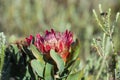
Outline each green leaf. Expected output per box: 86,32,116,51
44,63,54,80
64,60,75,73
31,59,45,77
67,58,80,75
71,58,80,71
11,44,19,55
30,45,44,64
9,45,21,63
50,50,65,74
66,70,83,80
67,39,80,63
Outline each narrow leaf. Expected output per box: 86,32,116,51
69,39,80,61
31,59,45,77
30,45,44,64
66,70,83,80
68,58,80,74
44,63,54,80
50,50,65,74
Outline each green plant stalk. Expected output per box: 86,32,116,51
102,33,106,56
107,72,109,80
0,46,5,71
107,14,116,80
111,12,120,35
99,4,102,13
0,32,6,79
93,38,103,57
109,34,115,54
95,55,107,80
110,12,120,54
93,9,108,35
0,45,5,78
107,8,111,30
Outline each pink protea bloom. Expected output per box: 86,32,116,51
26,29,73,62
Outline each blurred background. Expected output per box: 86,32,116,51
0,0,120,60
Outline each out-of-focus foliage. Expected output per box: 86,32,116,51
0,0,120,57
1,0,120,80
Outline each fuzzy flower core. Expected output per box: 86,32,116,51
26,29,73,61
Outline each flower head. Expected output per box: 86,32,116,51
26,29,73,62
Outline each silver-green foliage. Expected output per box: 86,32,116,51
91,4,120,80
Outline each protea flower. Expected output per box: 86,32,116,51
26,29,73,62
